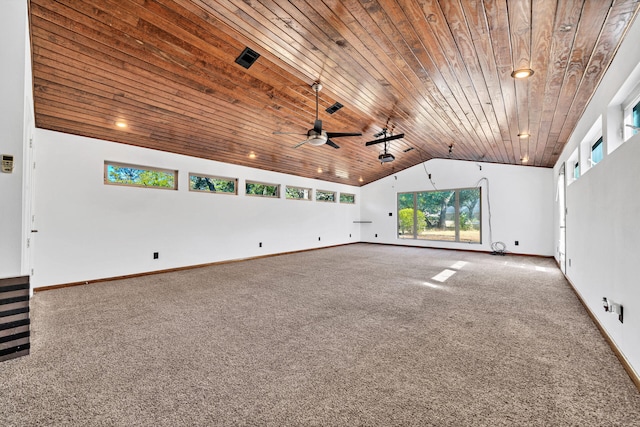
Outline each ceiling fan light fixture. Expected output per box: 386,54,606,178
307,133,328,146
511,68,534,79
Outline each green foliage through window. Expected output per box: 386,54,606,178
105,162,177,189
189,174,236,194
339,193,355,204
285,186,312,200
316,190,336,202
246,181,279,198
398,188,481,243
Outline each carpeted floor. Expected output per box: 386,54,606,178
1,243,639,426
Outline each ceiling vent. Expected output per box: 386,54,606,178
325,102,343,114
235,47,260,69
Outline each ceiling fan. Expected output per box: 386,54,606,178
365,125,405,163
273,82,362,149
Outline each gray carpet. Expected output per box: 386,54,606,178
1,243,639,426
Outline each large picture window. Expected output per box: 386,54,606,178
398,188,481,243
105,161,177,190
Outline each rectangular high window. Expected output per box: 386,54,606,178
104,161,177,190
398,188,481,243
285,186,312,200
316,190,336,202
339,193,355,204
573,161,580,180
189,173,237,194
623,94,640,141
591,137,603,165
246,181,280,198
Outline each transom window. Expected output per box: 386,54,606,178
285,186,312,200
339,193,355,204
624,93,640,141
398,188,481,243
189,173,237,194
591,137,603,166
104,161,177,190
246,180,280,198
316,190,336,202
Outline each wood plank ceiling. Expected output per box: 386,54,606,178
29,0,640,186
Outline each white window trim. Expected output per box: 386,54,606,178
623,88,640,141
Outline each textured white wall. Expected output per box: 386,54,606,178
553,14,640,378
0,0,29,279
32,129,361,288
360,158,554,256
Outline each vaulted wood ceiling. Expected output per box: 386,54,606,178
29,0,640,186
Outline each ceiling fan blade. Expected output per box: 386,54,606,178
314,119,323,134
364,133,405,146
325,139,340,149
273,131,307,135
293,139,309,148
326,132,362,138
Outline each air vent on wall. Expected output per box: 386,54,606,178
235,47,260,69
325,102,344,114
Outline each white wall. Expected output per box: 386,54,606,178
360,158,554,256
0,0,29,279
553,14,640,378
31,130,360,288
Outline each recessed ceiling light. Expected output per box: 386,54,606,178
115,121,127,128
511,68,534,79
248,151,256,159
359,177,364,182
521,156,529,163
317,167,323,173
518,132,530,138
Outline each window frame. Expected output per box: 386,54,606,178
623,90,640,141
104,161,178,190
397,187,481,244
590,137,603,166
245,180,280,198
316,189,337,203
188,173,238,195
339,193,356,204
285,185,312,201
